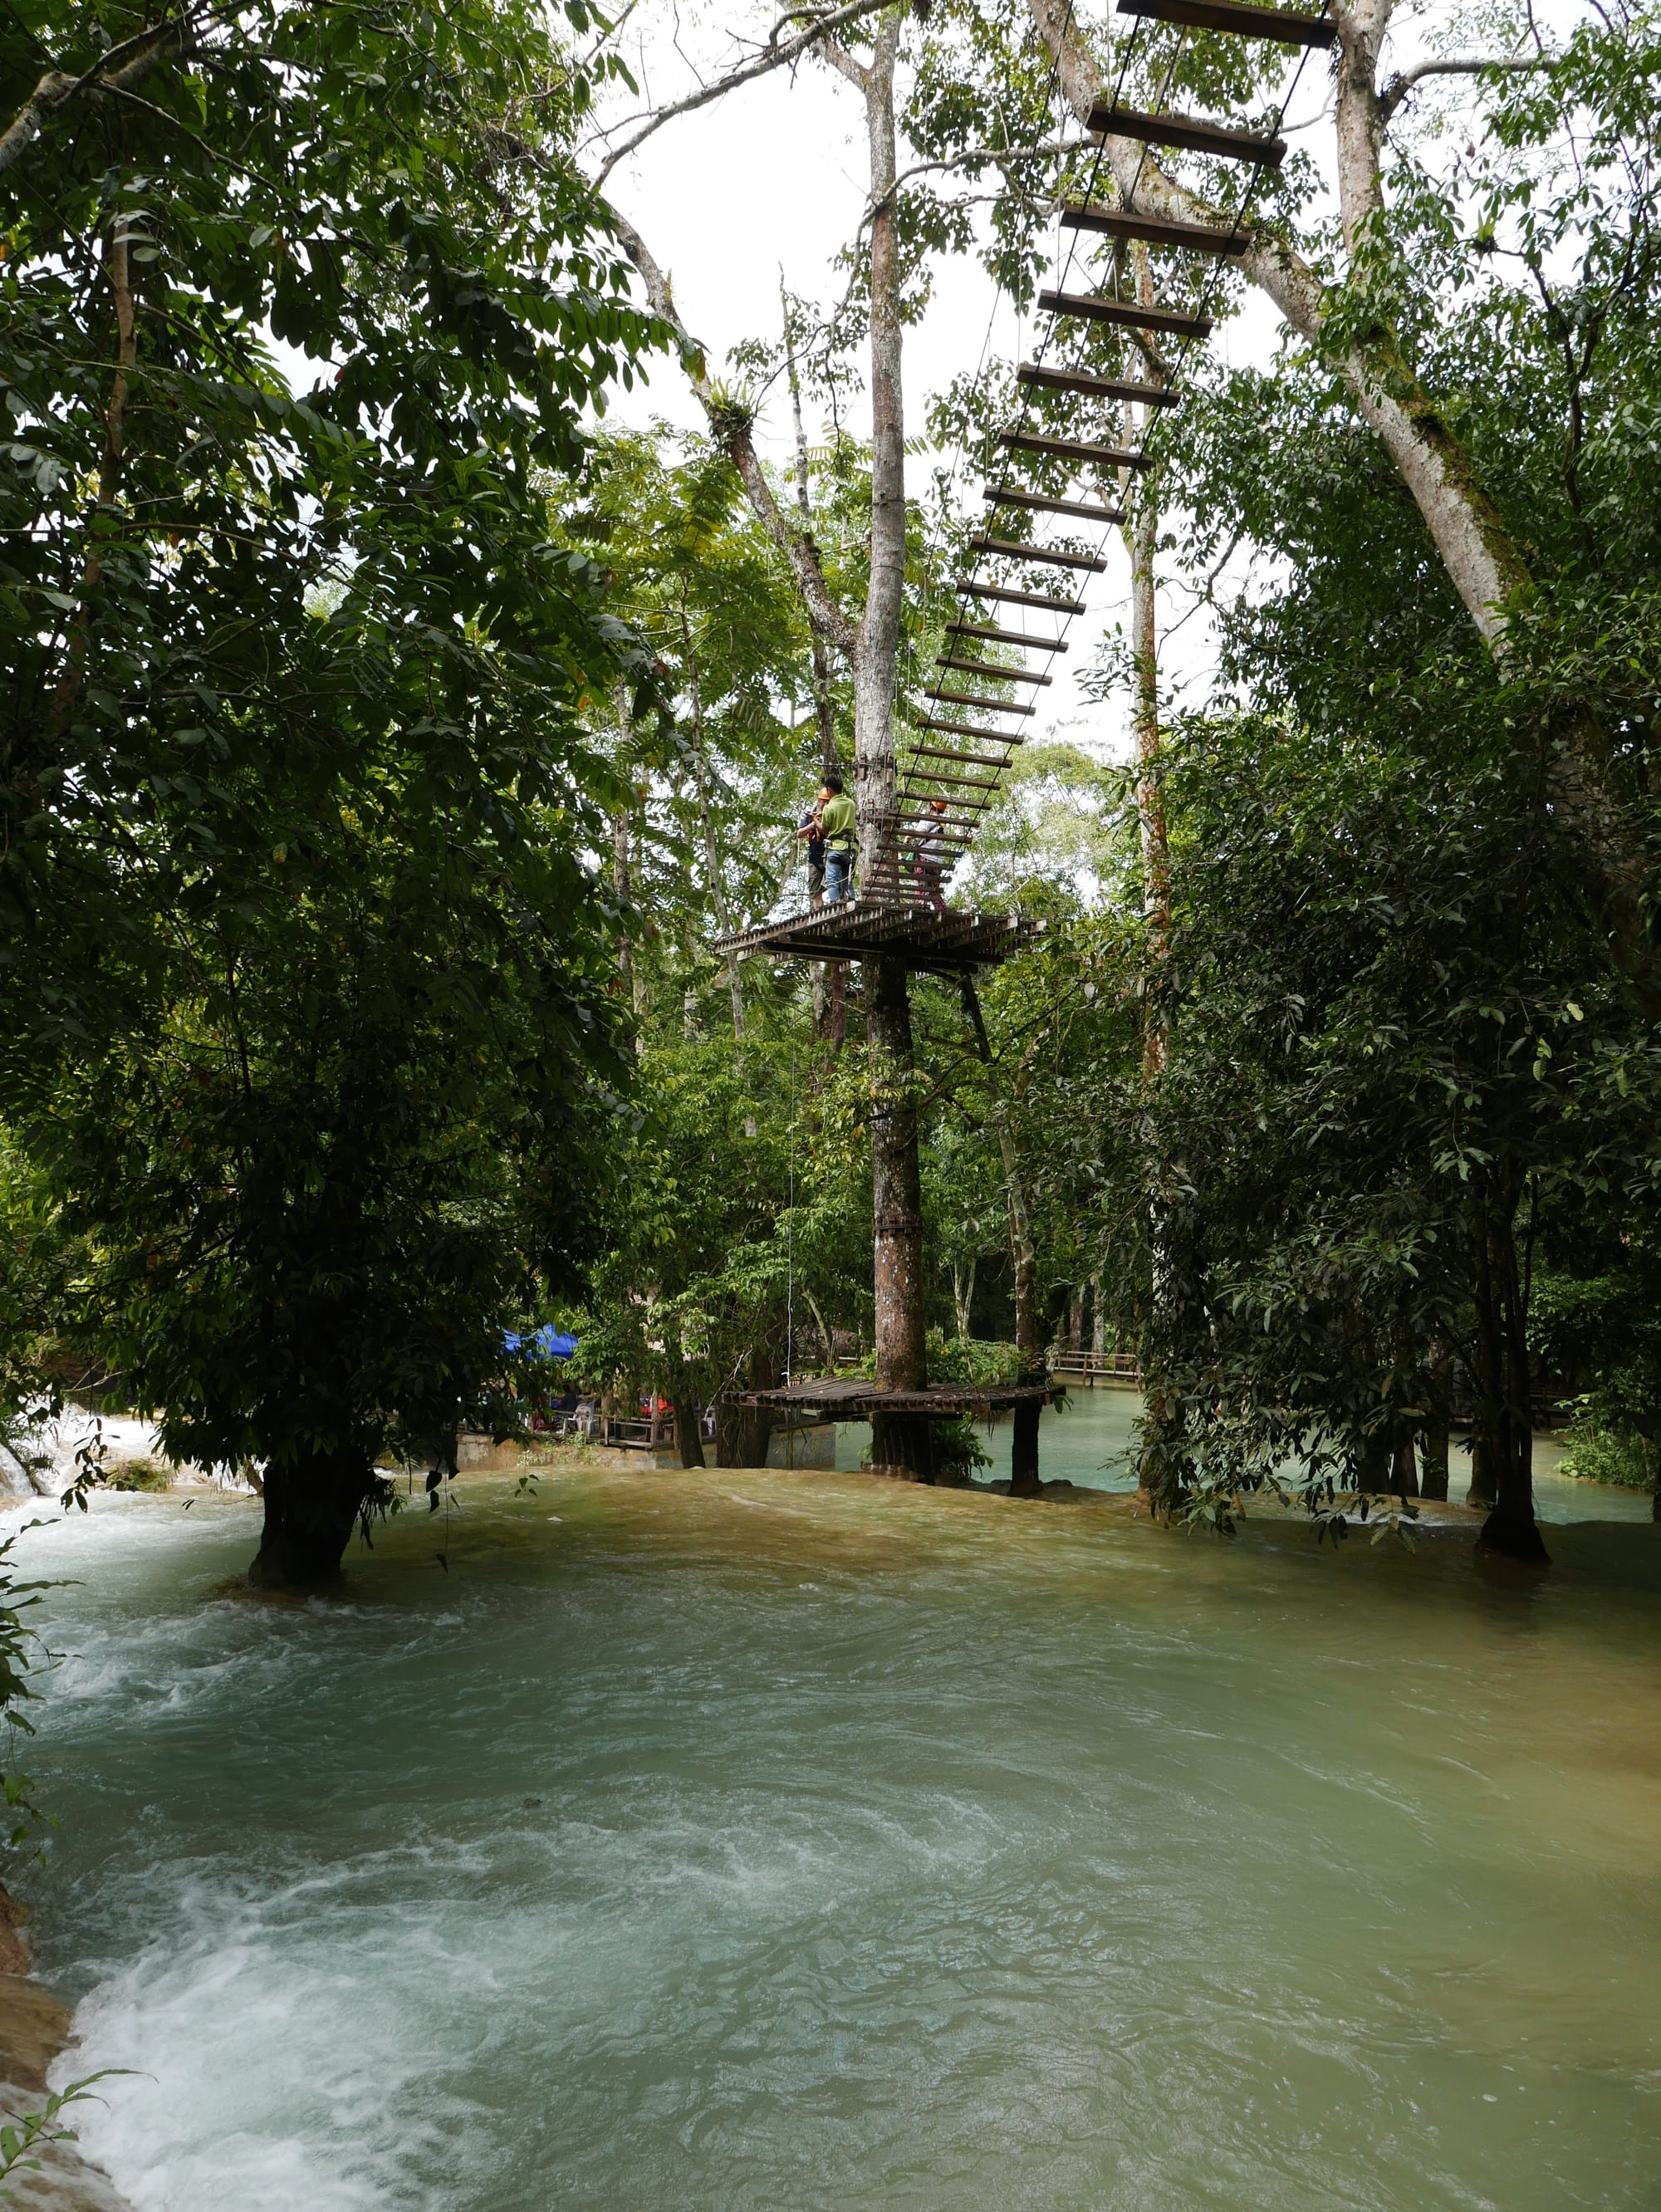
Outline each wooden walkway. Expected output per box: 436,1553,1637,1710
732,1376,1057,1417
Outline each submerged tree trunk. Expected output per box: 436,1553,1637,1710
868,952,931,1478
249,1448,378,1587
1469,1173,1549,1562
1419,1335,1453,1500
676,1401,706,1469
959,975,1043,1495
1391,1430,1420,1497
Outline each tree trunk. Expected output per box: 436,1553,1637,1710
958,975,1044,1494
249,1448,378,1587
1419,1335,1452,1500
868,951,931,1477
952,1256,976,1341
784,277,840,778
827,960,847,1047
1469,1174,1549,1562
676,1402,706,1469
840,18,905,903
683,607,746,1045
1391,1430,1420,1498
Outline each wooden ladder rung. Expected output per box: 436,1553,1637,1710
1018,362,1179,406
928,688,1036,714
1059,204,1248,255
969,536,1109,572
901,767,1002,791
944,619,1069,651
919,715,1031,741
1118,0,1335,49
987,484,1124,525
1001,427,1150,469
1088,102,1286,165
1036,290,1213,340
936,655,1052,686
904,742,1015,768
954,580,1085,613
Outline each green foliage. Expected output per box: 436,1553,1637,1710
0,1531,53,1856
106,1458,168,1493
0,2073,128,2188
0,0,668,1527
1559,1412,1654,1491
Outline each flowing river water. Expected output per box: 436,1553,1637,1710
9,1395,1660,2212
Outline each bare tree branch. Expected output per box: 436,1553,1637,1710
589,0,891,186
0,10,197,176
1379,52,1547,123
605,199,861,664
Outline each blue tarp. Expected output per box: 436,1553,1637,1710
504,1326,579,1362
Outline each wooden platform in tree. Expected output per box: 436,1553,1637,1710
714,900,1043,975
732,1376,1058,1416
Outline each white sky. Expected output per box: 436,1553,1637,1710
586,2,1364,761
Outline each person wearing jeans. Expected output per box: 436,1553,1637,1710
819,768,856,904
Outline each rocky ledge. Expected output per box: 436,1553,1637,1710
0,1889,134,2212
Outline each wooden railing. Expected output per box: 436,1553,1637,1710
1049,1350,1141,1385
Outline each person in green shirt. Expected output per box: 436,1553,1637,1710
818,770,856,903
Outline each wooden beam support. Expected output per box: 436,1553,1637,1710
1088,102,1287,166
944,619,1069,651
1018,361,1179,406
937,655,1052,685
1001,427,1149,472
968,536,1108,571
954,580,1085,613
1036,289,1213,339
1058,204,1248,255
928,688,1036,714
1118,0,1335,49
987,484,1125,525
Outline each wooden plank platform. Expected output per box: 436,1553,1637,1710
1118,0,1335,49
714,900,1044,975
732,1376,1058,1416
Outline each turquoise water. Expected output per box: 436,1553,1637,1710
10,1469,1661,2212
830,1387,1652,1521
